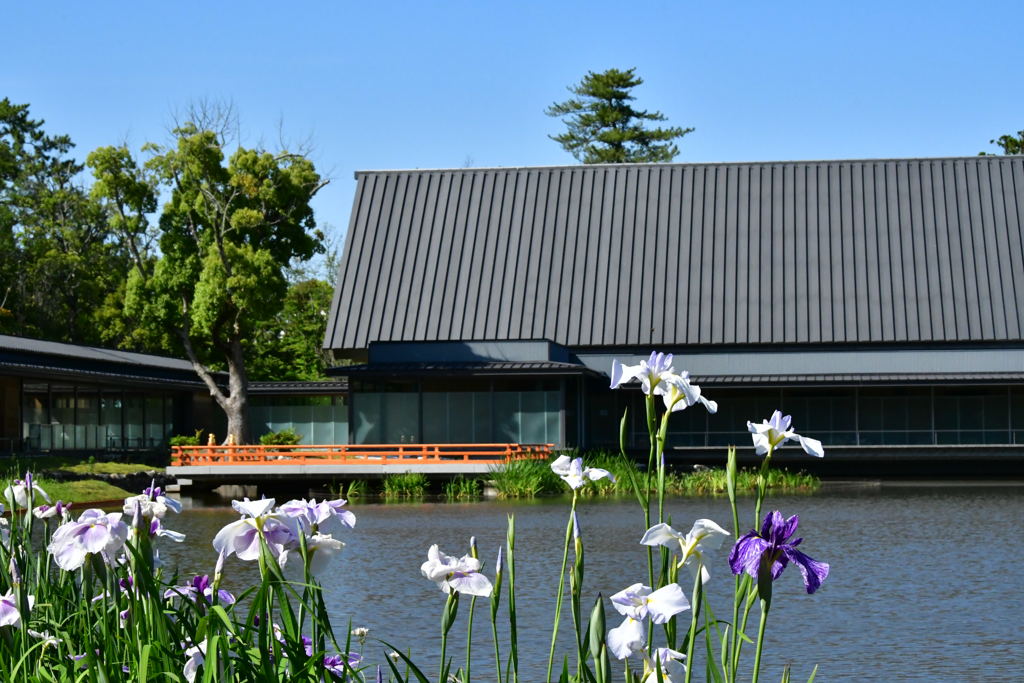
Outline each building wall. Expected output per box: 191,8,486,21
601,385,1024,451
250,395,348,444
349,377,562,445
11,377,184,452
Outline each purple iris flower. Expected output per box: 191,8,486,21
323,652,363,678
728,511,829,595
164,574,236,605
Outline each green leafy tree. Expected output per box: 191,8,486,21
93,120,327,443
246,278,334,381
0,99,130,343
546,68,693,163
980,130,1024,155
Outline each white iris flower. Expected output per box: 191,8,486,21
640,519,731,583
747,410,824,458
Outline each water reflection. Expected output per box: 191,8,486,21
160,486,1024,681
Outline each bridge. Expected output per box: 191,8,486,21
167,442,555,487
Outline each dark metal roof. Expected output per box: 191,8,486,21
693,371,1024,387
330,361,597,377
0,334,213,388
1,334,196,372
0,360,206,390
326,157,1024,352
249,380,349,394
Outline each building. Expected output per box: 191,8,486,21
0,334,348,455
324,157,1024,470
0,334,217,455
2,156,1022,471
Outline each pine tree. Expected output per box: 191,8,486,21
980,130,1023,155
546,68,693,164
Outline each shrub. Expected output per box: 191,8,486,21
168,430,202,447
258,427,302,446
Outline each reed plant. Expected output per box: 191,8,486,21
345,479,368,499
382,472,429,499
666,467,819,496
487,457,561,498
442,475,481,500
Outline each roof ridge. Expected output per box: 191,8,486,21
354,156,1017,177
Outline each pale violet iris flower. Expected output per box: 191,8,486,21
550,455,614,490
47,509,130,571
609,351,677,394
0,589,33,627
748,410,824,458
4,472,50,508
183,639,207,683
420,544,493,597
641,519,731,583
212,498,297,565
641,648,687,683
123,487,182,520
278,498,356,533
607,582,690,659
33,501,71,520
150,518,186,543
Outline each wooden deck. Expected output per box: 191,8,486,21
167,442,554,481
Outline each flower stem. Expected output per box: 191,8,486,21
656,410,671,525
751,598,771,683
644,394,657,590
547,493,577,682
466,594,476,683
684,563,702,683
440,591,459,682
753,446,774,529
506,516,519,683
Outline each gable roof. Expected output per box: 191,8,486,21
325,157,1024,352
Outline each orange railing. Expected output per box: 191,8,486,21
170,443,555,467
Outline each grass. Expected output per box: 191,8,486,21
488,451,819,498
1,455,164,475
2,476,134,505
382,471,429,498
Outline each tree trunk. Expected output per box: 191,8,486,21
177,330,252,444
223,336,252,444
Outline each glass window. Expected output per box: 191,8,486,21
50,384,75,449
145,396,164,445
101,392,123,447
124,394,145,447
934,388,1011,445
859,388,933,446
22,382,48,449
707,389,780,447
76,386,99,449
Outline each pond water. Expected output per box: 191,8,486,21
162,484,1024,682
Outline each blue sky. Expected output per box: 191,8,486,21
5,1,1022,242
